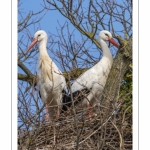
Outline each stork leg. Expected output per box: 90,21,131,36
45,104,49,122
87,103,92,121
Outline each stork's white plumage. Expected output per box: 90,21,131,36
70,30,119,119
27,30,67,121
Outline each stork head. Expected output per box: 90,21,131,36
99,30,119,48
27,30,48,52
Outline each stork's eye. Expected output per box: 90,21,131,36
105,33,109,37
38,34,41,37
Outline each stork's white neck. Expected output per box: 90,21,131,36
38,39,54,82
39,39,48,56
99,39,113,62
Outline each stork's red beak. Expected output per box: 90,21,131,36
108,38,119,48
26,39,38,52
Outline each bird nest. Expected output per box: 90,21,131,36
18,105,132,150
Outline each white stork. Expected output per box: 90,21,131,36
69,30,119,119
26,30,67,121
